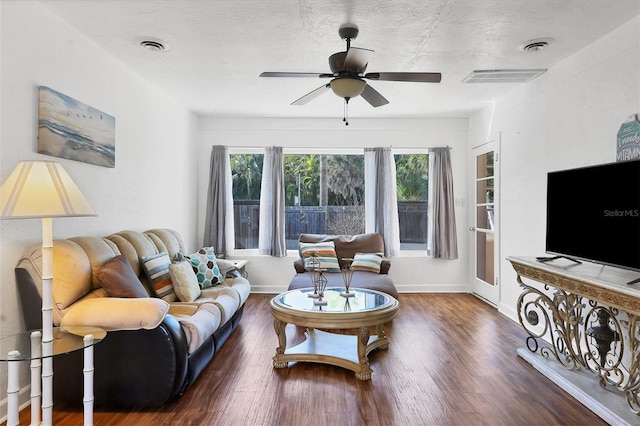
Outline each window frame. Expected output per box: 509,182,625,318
228,147,430,256
393,148,429,257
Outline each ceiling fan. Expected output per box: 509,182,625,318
260,24,442,124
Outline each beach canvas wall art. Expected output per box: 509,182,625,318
38,86,116,167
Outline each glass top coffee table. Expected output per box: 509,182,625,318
270,287,399,380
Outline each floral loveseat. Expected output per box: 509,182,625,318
288,233,398,298
15,228,250,407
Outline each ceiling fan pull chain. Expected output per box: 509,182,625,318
343,99,346,125
343,98,349,126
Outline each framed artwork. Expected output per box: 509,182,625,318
38,86,116,167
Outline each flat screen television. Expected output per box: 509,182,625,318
542,159,640,277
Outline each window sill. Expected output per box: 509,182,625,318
230,249,427,258
229,249,300,258
395,250,429,258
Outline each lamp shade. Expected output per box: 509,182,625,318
1,161,95,219
330,78,366,99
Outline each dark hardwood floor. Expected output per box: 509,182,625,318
15,293,606,425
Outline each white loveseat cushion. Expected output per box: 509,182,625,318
168,303,221,354
219,276,251,306
199,285,241,325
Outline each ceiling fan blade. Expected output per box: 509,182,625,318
360,83,389,107
365,72,442,83
291,84,331,105
260,72,333,78
344,47,374,72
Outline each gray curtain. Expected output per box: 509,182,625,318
364,147,400,257
258,146,287,257
427,147,458,259
204,145,234,256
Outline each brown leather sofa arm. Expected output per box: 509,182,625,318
380,259,391,274
294,258,306,273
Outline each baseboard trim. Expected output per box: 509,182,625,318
0,385,32,424
498,302,518,323
395,284,469,293
250,285,288,294
517,348,634,426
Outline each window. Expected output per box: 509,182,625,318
230,150,428,252
230,154,263,249
284,154,364,249
395,153,429,250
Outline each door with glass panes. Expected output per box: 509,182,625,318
471,137,499,306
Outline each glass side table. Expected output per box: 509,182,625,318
0,326,106,426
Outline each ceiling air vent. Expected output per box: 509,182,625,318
137,37,169,52
520,38,553,52
462,69,547,84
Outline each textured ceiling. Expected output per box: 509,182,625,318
40,0,640,118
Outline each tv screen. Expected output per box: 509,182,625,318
545,159,640,272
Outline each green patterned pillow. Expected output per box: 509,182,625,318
299,241,340,272
140,252,174,299
183,247,225,288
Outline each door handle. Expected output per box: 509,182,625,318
469,227,476,231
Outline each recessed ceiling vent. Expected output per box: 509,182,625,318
520,38,553,52
137,37,169,52
462,69,547,84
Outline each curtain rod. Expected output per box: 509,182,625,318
223,145,452,150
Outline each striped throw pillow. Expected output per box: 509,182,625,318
141,252,174,299
299,241,340,272
351,252,383,273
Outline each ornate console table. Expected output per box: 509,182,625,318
507,256,640,425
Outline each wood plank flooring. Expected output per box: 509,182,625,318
15,293,607,425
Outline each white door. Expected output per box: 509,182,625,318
471,136,499,306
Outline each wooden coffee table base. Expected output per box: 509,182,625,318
271,288,399,380
272,320,389,380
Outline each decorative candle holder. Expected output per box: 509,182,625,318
313,269,328,305
306,252,321,299
340,257,355,297
343,297,352,312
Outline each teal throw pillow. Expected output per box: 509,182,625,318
183,247,225,288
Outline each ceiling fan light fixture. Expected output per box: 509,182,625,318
330,78,366,99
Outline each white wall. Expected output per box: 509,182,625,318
2,0,636,420
469,16,640,320
198,116,471,294
0,1,199,418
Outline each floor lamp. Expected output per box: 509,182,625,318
1,160,95,425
